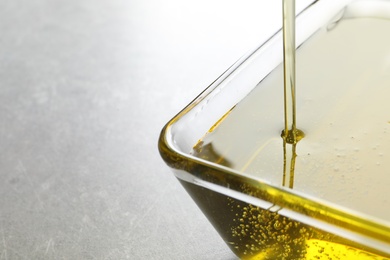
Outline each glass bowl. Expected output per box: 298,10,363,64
159,0,390,259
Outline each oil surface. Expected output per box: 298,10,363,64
193,3,390,223
189,1,390,259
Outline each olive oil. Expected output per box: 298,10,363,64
180,179,390,259
282,0,299,142
282,0,304,189
188,1,390,259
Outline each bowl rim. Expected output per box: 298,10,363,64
158,0,390,254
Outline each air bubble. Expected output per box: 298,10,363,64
274,220,282,230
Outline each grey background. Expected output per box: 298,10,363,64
0,0,288,259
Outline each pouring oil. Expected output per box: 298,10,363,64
188,1,390,259
281,0,304,189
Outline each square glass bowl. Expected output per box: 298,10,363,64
159,0,390,259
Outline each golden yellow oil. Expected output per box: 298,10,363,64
281,0,304,144
281,0,304,189
187,1,390,259
189,143,390,259
180,177,390,259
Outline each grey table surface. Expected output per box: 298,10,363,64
0,0,311,259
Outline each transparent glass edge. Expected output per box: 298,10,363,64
159,122,390,247
157,0,390,249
